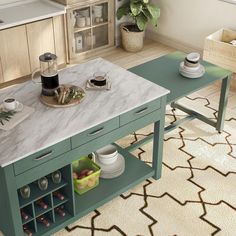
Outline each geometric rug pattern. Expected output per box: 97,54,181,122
55,94,236,236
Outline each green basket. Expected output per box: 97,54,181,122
72,156,101,195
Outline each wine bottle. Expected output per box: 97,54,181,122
37,216,50,227
35,199,48,209
21,209,29,220
55,207,66,217
53,191,65,201
23,225,32,236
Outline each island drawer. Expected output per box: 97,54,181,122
120,98,161,126
13,139,71,176
71,117,119,149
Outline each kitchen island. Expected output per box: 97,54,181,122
0,58,169,236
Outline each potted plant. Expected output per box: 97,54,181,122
117,0,160,52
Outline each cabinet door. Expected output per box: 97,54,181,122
52,15,67,65
0,25,31,82
26,18,55,72
0,57,3,83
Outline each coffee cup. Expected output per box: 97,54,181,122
90,72,107,86
3,98,23,111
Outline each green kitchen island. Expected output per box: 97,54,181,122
0,58,169,236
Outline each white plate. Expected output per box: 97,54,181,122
179,64,205,79
100,165,125,179
180,62,200,72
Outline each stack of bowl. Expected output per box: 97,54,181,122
179,52,205,78
94,144,125,179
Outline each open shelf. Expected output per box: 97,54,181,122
18,179,67,208
74,147,154,218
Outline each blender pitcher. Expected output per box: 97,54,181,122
32,52,59,96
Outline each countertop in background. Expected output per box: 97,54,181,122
0,0,65,30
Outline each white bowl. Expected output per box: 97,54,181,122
95,144,118,165
186,52,200,63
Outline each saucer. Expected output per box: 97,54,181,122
85,79,111,90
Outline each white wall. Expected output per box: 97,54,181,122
148,0,236,50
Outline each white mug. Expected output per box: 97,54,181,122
3,98,23,111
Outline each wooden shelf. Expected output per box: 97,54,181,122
74,147,154,218
74,26,91,33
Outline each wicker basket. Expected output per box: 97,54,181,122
120,23,144,52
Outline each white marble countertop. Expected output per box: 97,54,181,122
0,0,65,30
0,58,169,167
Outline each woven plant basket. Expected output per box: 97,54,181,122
120,23,144,52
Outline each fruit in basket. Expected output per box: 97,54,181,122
72,172,78,179
76,168,94,180
87,178,96,187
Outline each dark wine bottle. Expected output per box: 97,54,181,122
55,206,66,217
53,191,65,201
35,199,48,209
37,216,50,227
21,209,29,220
23,224,32,236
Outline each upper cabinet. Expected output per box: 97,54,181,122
0,15,66,83
66,0,114,61
0,25,31,82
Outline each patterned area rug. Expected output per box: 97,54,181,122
54,93,236,236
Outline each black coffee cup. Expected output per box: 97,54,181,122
90,72,107,86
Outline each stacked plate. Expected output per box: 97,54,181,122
93,145,125,179
179,52,205,79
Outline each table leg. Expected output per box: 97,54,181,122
216,75,231,133
152,99,166,180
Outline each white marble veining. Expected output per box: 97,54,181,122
0,58,169,167
0,0,65,30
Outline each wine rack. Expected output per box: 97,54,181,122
17,165,74,236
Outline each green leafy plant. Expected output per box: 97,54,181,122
117,0,160,31
0,110,16,125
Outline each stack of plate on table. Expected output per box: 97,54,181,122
93,144,125,179
179,52,205,79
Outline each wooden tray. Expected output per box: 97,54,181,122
40,85,85,108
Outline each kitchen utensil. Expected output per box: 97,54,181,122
95,144,118,165
3,98,23,111
31,52,59,96
76,15,86,28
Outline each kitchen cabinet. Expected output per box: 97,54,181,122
52,15,67,66
66,0,114,61
0,58,3,83
0,15,66,83
27,19,55,72
0,25,31,82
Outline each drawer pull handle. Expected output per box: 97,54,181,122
88,127,104,136
135,107,148,115
35,151,53,161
